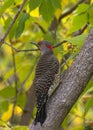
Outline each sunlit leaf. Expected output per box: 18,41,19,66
1,104,22,121
67,34,87,47
69,13,88,33
77,4,89,13
30,7,39,17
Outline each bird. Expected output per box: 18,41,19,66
32,40,60,126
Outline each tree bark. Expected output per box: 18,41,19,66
29,29,93,130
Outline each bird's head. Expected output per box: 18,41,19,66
38,40,53,53
31,40,53,55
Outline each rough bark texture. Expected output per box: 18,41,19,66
29,29,93,130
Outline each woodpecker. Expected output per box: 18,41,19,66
32,40,60,125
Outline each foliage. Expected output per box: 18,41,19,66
0,0,93,129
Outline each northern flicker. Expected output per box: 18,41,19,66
32,40,60,125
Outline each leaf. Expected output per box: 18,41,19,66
17,93,26,108
69,13,88,33
15,13,30,39
0,87,16,99
85,97,93,115
50,0,61,9
4,69,14,81
0,100,9,114
39,0,55,21
84,81,93,94
29,0,42,11
0,0,14,14
12,126,29,130
87,3,93,25
9,22,18,39
67,34,87,47
77,3,89,13
4,16,12,31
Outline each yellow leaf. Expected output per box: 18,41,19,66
55,9,62,20
63,42,70,51
2,104,22,121
62,0,69,7
30,7,39,17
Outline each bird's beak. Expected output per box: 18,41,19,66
30,41,39,48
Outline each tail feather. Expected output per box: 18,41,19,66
34,103,46,125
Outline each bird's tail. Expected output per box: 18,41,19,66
34,102,46,126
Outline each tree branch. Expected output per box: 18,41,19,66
4,42,39,52
73,23,89,36
35,22,46,34
0,0,27,48
4,40,67,52
29,29,93,130
58,0,85,23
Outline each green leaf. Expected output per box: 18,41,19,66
17,93,26,108
9,22,18,39
50,0,61,9
67,34,87,47
0,100,9,114
4,69,14,81
0,87,16,99
85,97,93,115
0,0,14,14
39,0,55,21
15,13,30,39
4,16,12,31
88,3,93,25
84,81,93,94
29,0,42,11
69,13,88,33
77,4,89,13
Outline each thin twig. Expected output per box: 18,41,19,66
53,40,67,48
10,40,18,124
4,40,67,53
73,23,89,36
35,22,46,34
5,42,39,52
58,0,85,23
0,0,27,47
